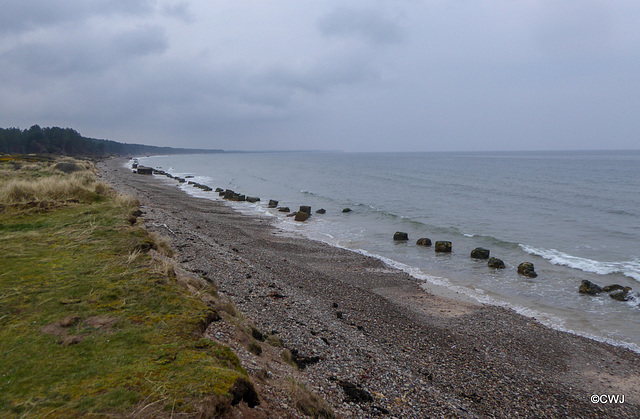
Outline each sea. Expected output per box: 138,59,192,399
136,150,640,352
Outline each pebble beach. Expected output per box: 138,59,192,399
99,158,640,418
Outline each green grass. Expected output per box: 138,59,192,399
0,157,246,417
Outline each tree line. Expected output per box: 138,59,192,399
0,125,222,157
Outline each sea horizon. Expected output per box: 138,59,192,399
179,148,640,155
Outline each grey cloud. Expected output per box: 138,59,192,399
259,52,375,96
0,1,78,33
113,25,168,57
94,0,155,15
317,7,403,45
2,1,639,152
2,25,167,78
0,0,156,34
161,1,194,23
41,65,292,148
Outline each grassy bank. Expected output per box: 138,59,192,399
0,156,250,417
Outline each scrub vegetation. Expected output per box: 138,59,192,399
0,155,247,417
0,125,222,157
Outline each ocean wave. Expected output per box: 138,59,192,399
607,208,638,217
298,189,344,205
520,245,640,282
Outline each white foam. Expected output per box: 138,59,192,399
520,245,640,282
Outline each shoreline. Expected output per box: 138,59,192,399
223,197,484,308
99,157,640,417
143,156,640,355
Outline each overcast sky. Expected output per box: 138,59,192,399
1,0,639,152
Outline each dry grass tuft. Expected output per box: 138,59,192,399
217,298,239,318
93,181,112,196
127,249,143,264
49,157,95,174
115,193,139,209
196,395,233,418
154,258,177,280
148,232,174,257
289,380,335,418
0,158,108,210
1,175,90,204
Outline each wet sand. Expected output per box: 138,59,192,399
99,158,640,418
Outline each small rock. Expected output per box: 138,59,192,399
579,280,603,295
294,211,310,222
435,241,452,253
609,288,633,302
299,206,312,214
342,208,352,213
393,232,409,241
268,199,279,208
278,207,290,212
416,238,432,246
316,208,326,214
517,262,537,278
470,247,490,259
488,257,505,269
603,284,628,293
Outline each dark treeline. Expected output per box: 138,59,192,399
0,125,223,157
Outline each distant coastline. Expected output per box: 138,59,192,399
0,125,223,157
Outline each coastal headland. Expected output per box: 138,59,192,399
100,158,640,418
